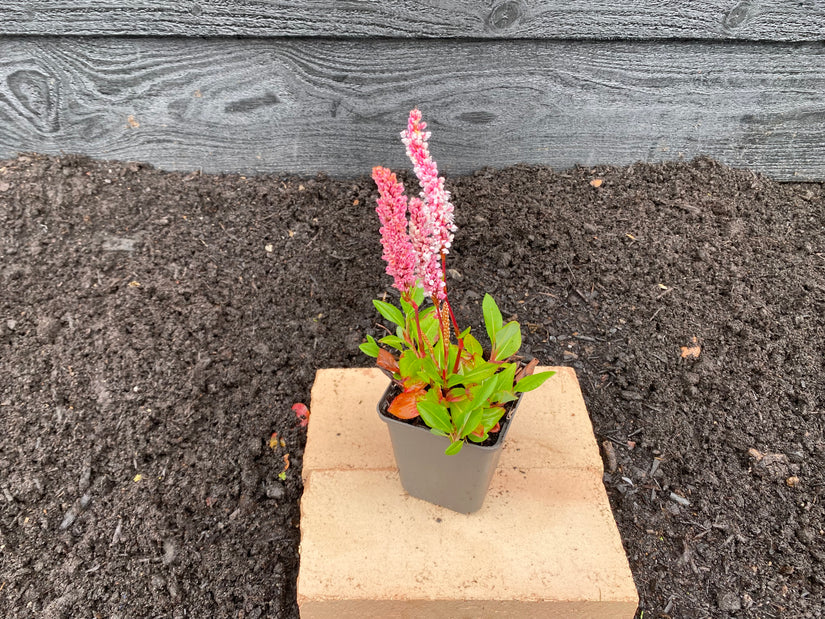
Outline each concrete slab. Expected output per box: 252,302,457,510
304,366,604,473
299,367,638,618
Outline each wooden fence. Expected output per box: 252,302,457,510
1,2,824,180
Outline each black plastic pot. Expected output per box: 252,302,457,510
378,383,522,514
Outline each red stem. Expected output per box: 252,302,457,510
406,293,427,358
452,338,464,374
445,296,462,336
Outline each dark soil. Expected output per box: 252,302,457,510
1,153,823,618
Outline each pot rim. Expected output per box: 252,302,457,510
377,381,522,452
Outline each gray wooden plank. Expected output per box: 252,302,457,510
1,37,824,180
2,1,825,41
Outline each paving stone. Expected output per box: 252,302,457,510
299,367,638,618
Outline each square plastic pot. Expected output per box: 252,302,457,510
378,383,522,514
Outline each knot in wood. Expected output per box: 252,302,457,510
723,0,754,30
487,1,524,31
6,69,59,133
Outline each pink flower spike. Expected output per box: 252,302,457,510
400,109,455,300
372,166,417,292
407,196,443,299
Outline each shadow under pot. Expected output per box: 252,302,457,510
377,382,523,514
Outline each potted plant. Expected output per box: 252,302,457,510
360,109,555,513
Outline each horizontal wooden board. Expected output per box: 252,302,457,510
1,37,824,180
2,1,825,41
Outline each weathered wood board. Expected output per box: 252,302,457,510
1,37,824,180
2,1,825,41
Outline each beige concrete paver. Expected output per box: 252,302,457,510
299,367,638,618
304,367,396,471
304,366,603,472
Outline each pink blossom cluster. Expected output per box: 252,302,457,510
371,166,416,292
401,109,456,255
372,109,456,300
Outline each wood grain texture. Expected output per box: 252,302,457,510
1,37,824,180
2,1,825,41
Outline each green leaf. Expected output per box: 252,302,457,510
463,333,483,358
515,370,556,393
401,287,426,314
471,375,499,409
400,296,415,318
447,361,499,388
466,432,486,443
492,363,517,403
433,338,446,368
430,428,449,437
401,286,424,320
420,311,440,345
452,379,492,438
449,395,474,436
483,294,503,347
373,300,405,327
419,305,435,319
378,335,406,351
418,400,454,434
359,335,380,357
496,363,517,390
410,285,425,307
420,357,444,386
496,392,519,404
278,471,287,481
459,406,484,439
492,321,522,361
445,440,464,455
398,349,422,380
481,405,506,428
447,343,459,374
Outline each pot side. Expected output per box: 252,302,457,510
378,383,522,514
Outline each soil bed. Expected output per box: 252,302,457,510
1,154,823,618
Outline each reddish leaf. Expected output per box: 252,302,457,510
471,421,500,439
377,348,400,374
292,403,310,428
388,389,423,420
515,358,539,383
402,377,427,392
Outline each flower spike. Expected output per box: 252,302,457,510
401,109,456,300
372,166,417,292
